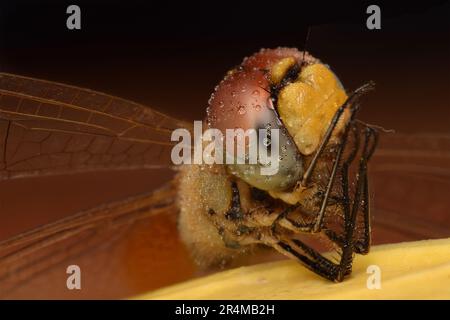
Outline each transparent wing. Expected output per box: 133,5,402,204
0,73,193,180
370,132,450,242
0,182,197,299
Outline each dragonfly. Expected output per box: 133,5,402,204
0,51,449,298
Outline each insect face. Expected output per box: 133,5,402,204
207,47,350,196
179,47,378,282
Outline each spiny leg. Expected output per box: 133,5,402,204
323,124,360,247
279,101,360,234
274,239,339,281
289,83,375,234
271,83,377,281
312,124,347,232
301,82,375,187
277,135,345,234
334,124,375,279
273,123,378,282
325,126,378,253
351,126,378,254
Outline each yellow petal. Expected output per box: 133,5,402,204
135,238,450,300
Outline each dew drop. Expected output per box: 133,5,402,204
252,89,260,96
208,93,215,105
237,105,246,115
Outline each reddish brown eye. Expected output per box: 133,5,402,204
207,68,271,132
207,47,319,132
206,48,305,192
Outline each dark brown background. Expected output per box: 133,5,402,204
0,0,449,298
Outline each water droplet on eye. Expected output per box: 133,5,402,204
208,93,215,105
219,101,225,108
252,89,260,96
237,105,246,115
231,91,237,97
254,104,261,111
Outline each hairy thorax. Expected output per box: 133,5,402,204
176,162,331,268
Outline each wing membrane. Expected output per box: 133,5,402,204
0,182,197,299
0,73,193,179
370,133,450,241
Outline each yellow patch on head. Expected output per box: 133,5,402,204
276,63,349,155
270,57,296,84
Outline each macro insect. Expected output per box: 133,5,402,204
178,48,378,281
0,47,379,297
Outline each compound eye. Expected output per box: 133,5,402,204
207,68,303,192
226,108,303,191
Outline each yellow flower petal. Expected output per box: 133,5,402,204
136,238,450,300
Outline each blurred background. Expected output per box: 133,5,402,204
0,0,449,298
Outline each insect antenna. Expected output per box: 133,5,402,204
300,26,311,68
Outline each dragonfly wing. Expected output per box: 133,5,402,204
0,182,197,299
371,133,450,242
0,73,193,180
